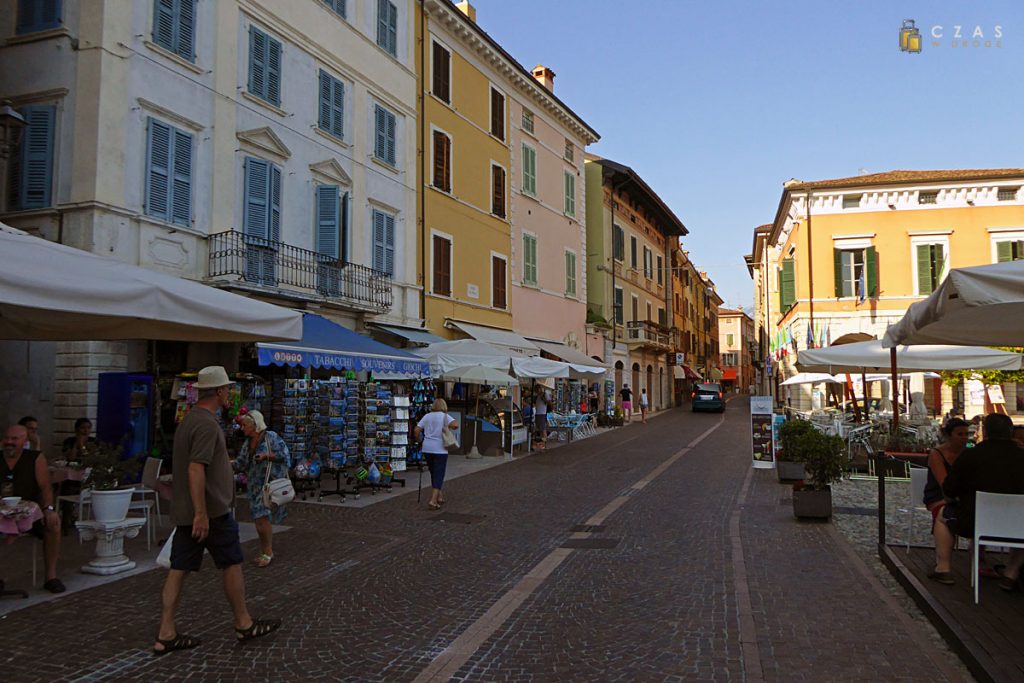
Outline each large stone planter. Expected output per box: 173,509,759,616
90,488,134,523
776,460,807,483
792,485,832,519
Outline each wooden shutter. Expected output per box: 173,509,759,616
522,144,536,195
374,105,386,160
340,191,349,262
492,256,506,309
266,36,282,105
492,165,505,218
833,248,843,297
170,128,192,226
376,0,388,49
432,131,449,191
175,0,196,61
11,105,56,210
781,258,795,308
248,27,266,100
372,210,386,272
997,240,1012,262
916,244,933,294
316,185,339,258
432,42,450,102
243,157,269,239
17,0,61,33
432,235,450,296
933,245,945,287
269,164,281,243
564,171,575,215
318,70,332,134
490,88,504,139
145,118,171,220
565,251,576,295
865,246,878,298
523,234,536,284
153,0,175,50
385,109,396,165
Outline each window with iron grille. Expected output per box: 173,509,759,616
998,186,1019,201
521,109,534,134
918,191,938,205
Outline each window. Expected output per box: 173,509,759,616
564,139,573,162
832,247,877,299
645,302,652,322
521,109,534,134
722,353,737,366
431,41,450,103
563,170,575,216
842,194,861,209
242,157,282,285
613,287,624,325
656,255,663,285
490,87,505,140
491,164,506,218
658,308,666,326
153,0,196,62
432,234,451,296
16,0,61,34
376,0,397,56
432,130,451,192
612,224,625,261
521,143,537,196
320,0,346,19
996,239,1024,262
522,233,537,285
492,255,507,309
915,243,946,295
643,247,652,279
144,117,193,226
998,186,1019,201
372,209,395,276
631,296,639,323
630,235,638,269
7,105,56,211
248,26,282,106
315,185,348,260
318,70,345,139
777,257,795,310
564,250,576,296
918,191,938,205
726,333,734,347
373,104,397,166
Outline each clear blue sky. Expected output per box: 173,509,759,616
471,0,1024,310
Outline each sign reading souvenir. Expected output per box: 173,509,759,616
750,396,775,468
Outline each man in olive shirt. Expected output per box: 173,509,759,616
153,366,280,655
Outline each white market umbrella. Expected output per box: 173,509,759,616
441,365,516,459
0,224,302,341
780,372,841,387
884,260,1024,347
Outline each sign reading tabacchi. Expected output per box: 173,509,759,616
750,396,775,469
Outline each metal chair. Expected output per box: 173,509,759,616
972,492,1024,604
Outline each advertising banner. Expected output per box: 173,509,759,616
750,396,775,468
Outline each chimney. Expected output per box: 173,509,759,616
532,64,556,92
456,1,476,22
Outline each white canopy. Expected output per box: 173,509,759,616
883,260,1024,347
441,365,516,386
413,339,520,373
796,340,1022,373
446,321,539,356
779,372,841,387
0,224,302,342
528,338,610,369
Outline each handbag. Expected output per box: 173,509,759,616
440,414,457,449
260,437,295,509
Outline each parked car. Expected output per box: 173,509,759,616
691,383,725,412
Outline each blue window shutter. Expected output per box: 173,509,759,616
15,105,56,210
267,36,282,106
243,157,269,239
269,164,281,242
176,0,196,61
170,128,192,226
376,0,387,49
372,210,385,272
318,70,331,133
145,117,171,220
331,75,344,138
374,105,386,160
384,213,395,276
385,110,396,165
316,185,339,258
17,0,61,34
153,0,175,50
248,27,266,99
340,191,349,263
387,1,397,55
322,0,346,18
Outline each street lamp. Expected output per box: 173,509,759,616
0,100,27,160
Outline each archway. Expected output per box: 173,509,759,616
631,362,641,414
646,364,654,410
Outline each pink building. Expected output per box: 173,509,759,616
509,66,599,356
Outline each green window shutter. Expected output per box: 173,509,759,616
996,240,1012,262
1016,241,1024,261
523,234,536,285
833,248,843,297
781,258,795,309
865,246,878,298
933,245,945,289
565,251,576,295
916,244,932,295
777,268,784,311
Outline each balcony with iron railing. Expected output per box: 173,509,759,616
207,230,393,313
625,320,672,350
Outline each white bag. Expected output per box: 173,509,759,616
156,527,176,569
261,439,295,509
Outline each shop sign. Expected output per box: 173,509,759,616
750,396,775,469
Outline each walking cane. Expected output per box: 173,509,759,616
417,459,423,502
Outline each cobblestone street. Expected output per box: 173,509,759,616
1,399,971,682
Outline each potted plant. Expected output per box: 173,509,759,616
790,428,847,519
776,419,813,482
870,426,938,477
83,444,141,524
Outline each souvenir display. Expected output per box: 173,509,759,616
407,378,437,465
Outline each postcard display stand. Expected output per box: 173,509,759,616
272,378,320,500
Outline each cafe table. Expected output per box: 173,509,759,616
0,500,43,598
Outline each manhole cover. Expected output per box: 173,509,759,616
570,524,606,533
428,513,486,524
560,538,620,549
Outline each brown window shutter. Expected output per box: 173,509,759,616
433,235,451,296
439,49,450,102
492,165,505,217
432,132,449,191
492,256,506,309
490,89,503,139
432,44,442,97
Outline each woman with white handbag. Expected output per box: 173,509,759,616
413,398,459,511
235,411,293,568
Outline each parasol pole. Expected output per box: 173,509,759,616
862,369,869,421
467,380,483,459
891,347,899,432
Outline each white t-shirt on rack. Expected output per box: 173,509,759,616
417,411,456,454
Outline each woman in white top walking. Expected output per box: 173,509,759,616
414,398,459,510
639,388,649,424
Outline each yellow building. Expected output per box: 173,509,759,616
752,169,1024,412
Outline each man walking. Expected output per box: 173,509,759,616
639,388,649,424
620,384,633,423
153,366,280,655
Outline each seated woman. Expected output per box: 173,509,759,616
924,418,969,584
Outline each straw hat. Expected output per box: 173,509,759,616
194,365,232,389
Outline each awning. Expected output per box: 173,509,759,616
722,369,738,381
707,367,724,381
796,340,1021,373
368,323,446,345
0,223,302,342
258,314,429,376
413,339,519,374
447,320,539,356
673,365,701,380
529,339,610,368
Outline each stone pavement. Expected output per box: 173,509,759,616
0,398,970,682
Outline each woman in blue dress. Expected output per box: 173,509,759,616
235,410,291,568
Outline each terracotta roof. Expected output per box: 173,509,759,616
786,169,1024,191
586,155,688,236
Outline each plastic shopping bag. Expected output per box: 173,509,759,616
156,527,176,569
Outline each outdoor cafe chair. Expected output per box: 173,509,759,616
972,492,1024,604
902,466,929,552
133,457,163,528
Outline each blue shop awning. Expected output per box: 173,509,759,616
257,314,430,377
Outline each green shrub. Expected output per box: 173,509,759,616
778,419,815,462
792,429,846,490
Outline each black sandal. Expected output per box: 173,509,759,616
153,633,201,656
235,618,281,642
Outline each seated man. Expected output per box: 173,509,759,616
942,413,1024,592
1,425,65,593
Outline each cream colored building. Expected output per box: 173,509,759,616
0,0,420,437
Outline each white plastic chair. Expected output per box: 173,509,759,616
972,492,1024,604
58,488,92,543
134,457,163,528
904,467,929,551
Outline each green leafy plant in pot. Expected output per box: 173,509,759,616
83,444,142,524
776,419,814,482
789,428,846,519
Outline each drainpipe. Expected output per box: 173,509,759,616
418,0,427,328
806,192,814,330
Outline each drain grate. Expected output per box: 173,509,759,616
570,524,606,533
560,538,620,549
427,512,486,524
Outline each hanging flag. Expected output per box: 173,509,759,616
857,268,867,305
806,323,814,349
825,323,832,347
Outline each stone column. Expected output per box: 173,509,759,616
53,341,128,442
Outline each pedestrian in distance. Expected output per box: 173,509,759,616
153,366,280,656
414,398,458,510
235,410,291,569
620,384,633,422
639,388,649,424
534,388,550,449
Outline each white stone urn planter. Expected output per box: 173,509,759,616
90,488,134,523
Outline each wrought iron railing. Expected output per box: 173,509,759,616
625,320,671,348
207,230,393,311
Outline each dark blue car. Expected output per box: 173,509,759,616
691,383,725,412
